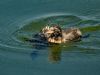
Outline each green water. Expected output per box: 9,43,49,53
0,0,100,75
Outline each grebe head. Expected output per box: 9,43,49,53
41,25,63,43
42,25,62,37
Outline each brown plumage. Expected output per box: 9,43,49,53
41,25,82,44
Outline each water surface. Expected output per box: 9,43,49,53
0,0,100,75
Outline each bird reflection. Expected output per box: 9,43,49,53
30,43,62,63
48,44,62,63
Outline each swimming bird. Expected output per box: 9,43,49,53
41,25,82,44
